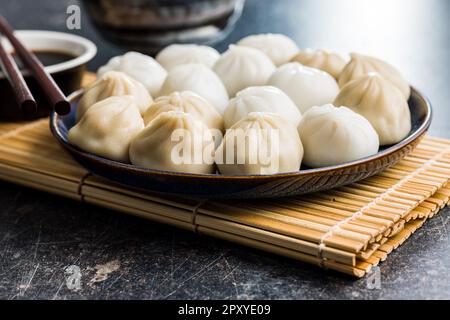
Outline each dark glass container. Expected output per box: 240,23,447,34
81,0,245,53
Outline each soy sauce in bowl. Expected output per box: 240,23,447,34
13,50,77,69
0,31,97,121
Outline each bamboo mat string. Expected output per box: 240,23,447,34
77,172,92,201
317,146,450,266
191,199,208,233
318,208,366,268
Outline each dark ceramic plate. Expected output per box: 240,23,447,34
50,87,432,199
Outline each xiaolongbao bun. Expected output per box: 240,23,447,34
159,63,229,114
213,45,276,97
77,71,153,121
338,53,410,99
290,49,348,79
215,112,303,175
268,62,339,113
129,111,215,174
334,73,411,145
98,51,167,97
237,33,299,66
69,96,144,162
223,86,302,129
298,104,379,167
143,91,223,132
156,44,220,70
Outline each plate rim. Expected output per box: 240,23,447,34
50,86,432,181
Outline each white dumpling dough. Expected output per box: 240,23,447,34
215,112,303,175
334,73,411,145
268,62,339,113
143,91,223,133
129,111,215,174
97,51,167,97
77,71,153,120
223,86,302,129
338,53,410,99
69,96,144,162
290,49,348,79
156,44,220,70
213,45,276,97
159,63,229,114
298,104,379,168
237,33,299,66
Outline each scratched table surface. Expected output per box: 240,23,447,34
1,0,450,300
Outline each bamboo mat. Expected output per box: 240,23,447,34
0,76,449,277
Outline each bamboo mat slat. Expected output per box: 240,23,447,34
0,73,449,277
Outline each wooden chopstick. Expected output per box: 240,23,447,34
0,35,37,114
0,15,70,115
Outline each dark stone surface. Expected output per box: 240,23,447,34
0,0,449,299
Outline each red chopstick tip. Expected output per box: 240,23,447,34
55,100,71,115
21,99,37,114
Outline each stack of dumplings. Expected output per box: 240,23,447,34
69,33,413,176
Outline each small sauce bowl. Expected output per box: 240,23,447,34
0,30,97,121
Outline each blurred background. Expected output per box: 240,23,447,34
1,0,449,137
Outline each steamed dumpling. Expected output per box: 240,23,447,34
338,53,410,99
268,62,339,113
129,111,215,174
298,104,379,167
215,112,303,175
77,71,153,120
143,91,223,132
334,73,411,145
213,45,276,97
237,33,299,66
290,49,348,79
223,86,302,129
98,51,167,97
69,96,144,162
159,63,229,114
156,44,220,70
